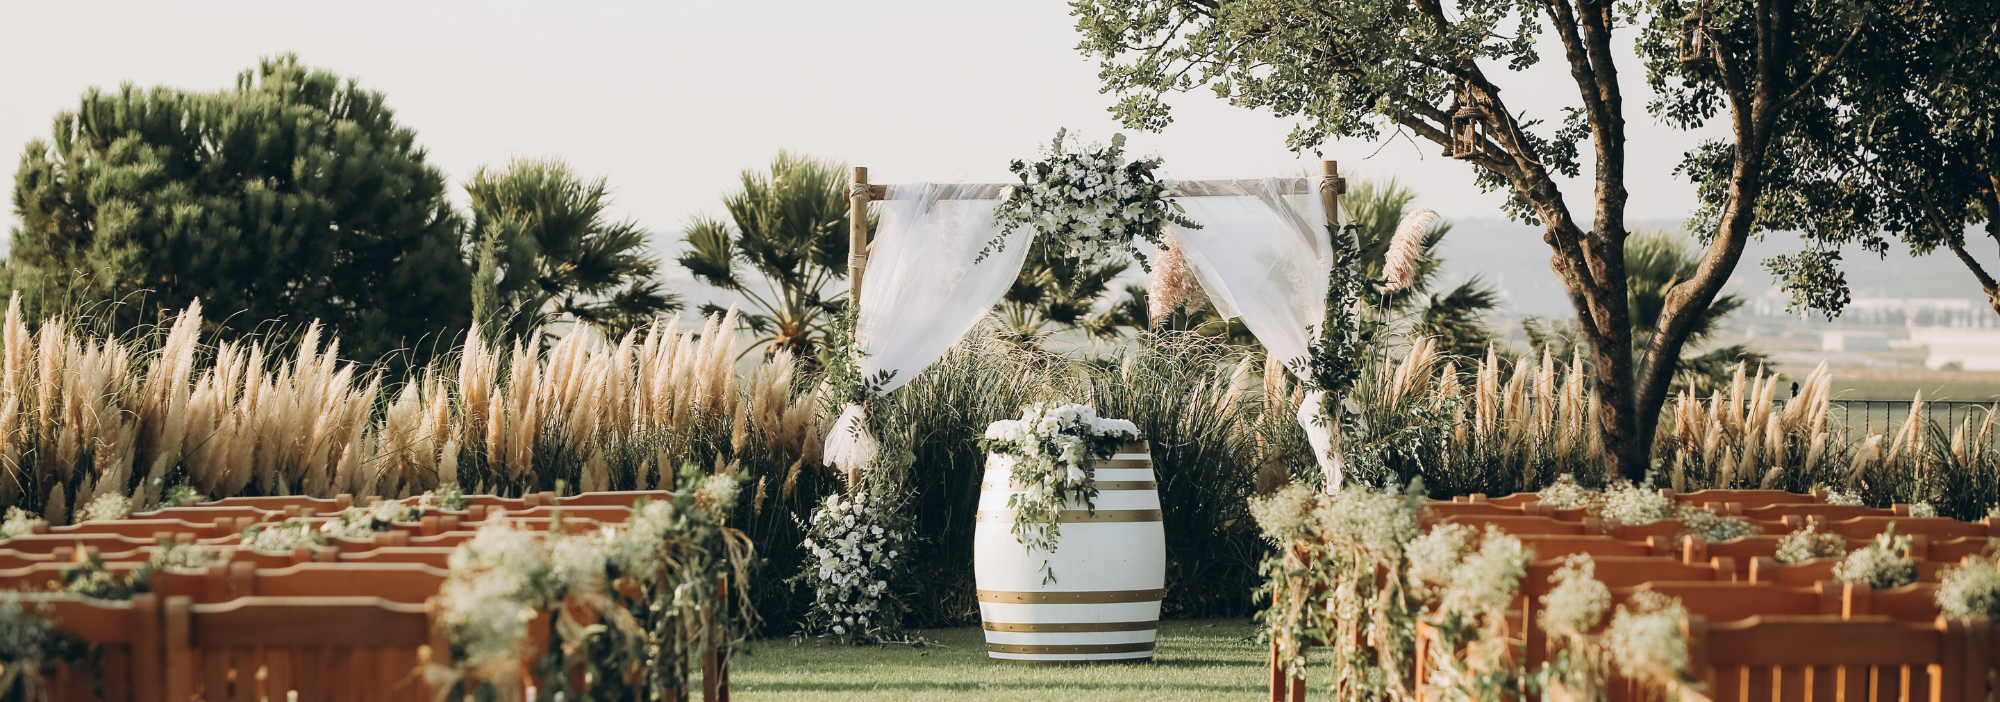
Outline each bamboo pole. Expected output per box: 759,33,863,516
848,167,870,304
1319,160,1343,227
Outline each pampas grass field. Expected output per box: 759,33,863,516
9,297,2000,630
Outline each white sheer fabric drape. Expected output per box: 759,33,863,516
822,183,1033,476
1165,178,1344,488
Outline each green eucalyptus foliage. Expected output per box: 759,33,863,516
464,158,679,344
7,54,469,366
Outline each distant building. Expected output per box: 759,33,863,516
1821,331,1891,353
1754,290,1990,328
1910,328,2000,370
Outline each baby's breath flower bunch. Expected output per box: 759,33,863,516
1775,523,1849,564
77,493,131,523
984,129,1198,266
0,508,38,540
1598,482,1675,527
1537,474,1594,510
150,540,230,573
1834,525,1917,588
1822,488,1864,506
790,489,909,644
323,500,426,540
1908,502,1938,518
981,403,1140,577
1937,553,2000,619
1676,506,1760,542
420,486,470,512
1604,590,1694,691
437,464,753,701
241,518,327,553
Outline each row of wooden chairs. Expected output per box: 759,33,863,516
1274,490,1994,701
11,489,724,701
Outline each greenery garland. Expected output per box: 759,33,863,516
1292,222,1376,483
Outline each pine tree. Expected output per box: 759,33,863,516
7,54,469,364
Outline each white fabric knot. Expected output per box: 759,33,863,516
847,254,869,271
847,182,874,201
823,403,879,484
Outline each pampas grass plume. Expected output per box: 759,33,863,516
1382,209,1437,292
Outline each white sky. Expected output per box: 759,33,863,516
1,1,1728,249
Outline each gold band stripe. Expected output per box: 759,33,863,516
977,589,1165,604
974,509,1161,523
986,642,1157,655
1096,459,1153,469
1118,442,1148,453
982,620,1158,633
988,657,1151,666
980,481,1157,491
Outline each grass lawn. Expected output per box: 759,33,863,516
728,619,1267,701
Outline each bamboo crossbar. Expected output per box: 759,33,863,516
849,176,1345,201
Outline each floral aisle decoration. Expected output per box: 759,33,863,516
1937,552,2000,619
1835,524,1917,588
1775,524,1849,564
983,129,1199,266
981,403,1140,580
1247,480,1425,701
0,594,83,700
1536,555,1698,700
436,462,752,701
0,508,37,540
789,488,910,644
241,519,327,553
1406,521,1533,700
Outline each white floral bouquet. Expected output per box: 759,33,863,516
981,403,1140,567
983,129,1199,266
322,499,425,540
241,518,327,553
791,490,909,643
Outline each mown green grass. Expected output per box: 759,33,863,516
728,619,1267,701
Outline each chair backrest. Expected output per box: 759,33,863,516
1742,504,1896,521
23,593,157,702
201,495,354,512
48,519,233,540
1686,615,1979,702
1609,518,1783,544
1794,517,1992,541
333,548,456,568
1514,535,1656,559
130,506,283,522
559,490,670,508
1520,556,1730,672
165,595,448,702
1619,582,1836,622
1444,515,1594,536
1665,489,1823,509
1423,502,1539,520
0,533,162,555
146,562,448,604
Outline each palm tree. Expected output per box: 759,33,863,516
466,158,679,343
1524,231,1770,393
677,152,861,361
995,238,1135,348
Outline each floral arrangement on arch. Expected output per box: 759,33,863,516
983,129,1199,266
789,488,910,644
434,463,751,701
981,403,1140,580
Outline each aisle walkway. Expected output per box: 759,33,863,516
730,619,1264,701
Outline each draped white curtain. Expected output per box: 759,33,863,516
1165,178,1344,488
822,183,1034,477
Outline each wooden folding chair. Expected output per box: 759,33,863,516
1662,489,1824,510
163,595,449,702
1685,615,1984,702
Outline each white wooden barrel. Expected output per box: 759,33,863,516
974,441,1164,664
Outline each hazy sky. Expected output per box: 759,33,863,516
1,2,1735,241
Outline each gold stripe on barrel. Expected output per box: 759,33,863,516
1119,441,1148,453
974,509,1161,524
1097,459,1152,469
976,589,1165,604
986,642,1157,655
981,621,1159,633
979,481,1157,491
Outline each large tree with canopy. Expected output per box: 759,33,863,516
1071,0,1876,482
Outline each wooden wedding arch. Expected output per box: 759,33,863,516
841,161,1350,302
